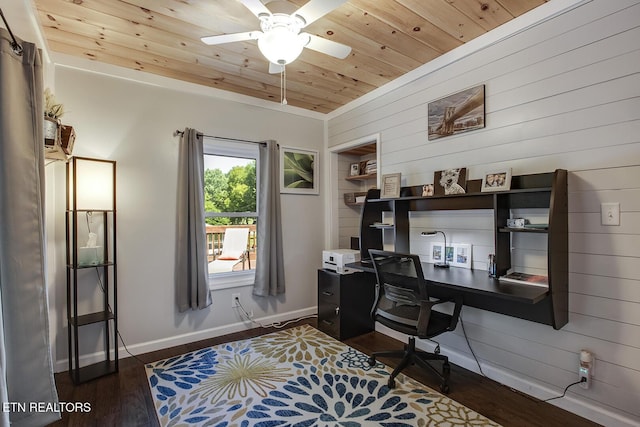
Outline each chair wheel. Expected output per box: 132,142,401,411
387,378,396,389
367,356,376,366
440,383,450,394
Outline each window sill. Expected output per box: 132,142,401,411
209,271,255,291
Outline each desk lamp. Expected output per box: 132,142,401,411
421,230,450,268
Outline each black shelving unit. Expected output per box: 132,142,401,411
356,169,568,329
66,157,118,384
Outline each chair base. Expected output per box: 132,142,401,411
367,337,451,394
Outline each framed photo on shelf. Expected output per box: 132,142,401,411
451,243,472,269
381,173,401,198
280,146,319,195
429,242,454,265
434,167,467,196
349,162,361,176
421,184,434,197
481,168,512,192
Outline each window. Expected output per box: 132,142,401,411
203,138,258,288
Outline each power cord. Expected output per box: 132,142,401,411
459,309,586,403
234,296,317,329
93,267,146,365
459,314,487,377
543,378,586,402
86,213,146,365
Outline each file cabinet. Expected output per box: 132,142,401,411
317,269,376,340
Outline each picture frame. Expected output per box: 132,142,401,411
429,242,454,265
421,184,434,197
434,167,467,196
349,162,361,176
280,146,319,195
380,173,401,198
428,84,485,140
451,243,472,269
481,168,512,192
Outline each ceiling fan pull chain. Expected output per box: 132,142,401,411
282,65,288,105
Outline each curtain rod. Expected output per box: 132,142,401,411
0,8,23,56
173,129,264,145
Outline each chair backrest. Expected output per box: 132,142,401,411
219,228,249,259
369,249,429,328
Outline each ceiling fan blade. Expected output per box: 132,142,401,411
239,0,271,19
304,33,351,59
201,31,262,45
294,0,346,26
268,62,284,74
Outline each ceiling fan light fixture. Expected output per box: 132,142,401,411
257,26,306,65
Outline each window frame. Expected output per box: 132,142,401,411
203,137,259,290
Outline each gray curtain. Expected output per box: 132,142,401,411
0,29,59,426
176,128,212,311
253,140,285,296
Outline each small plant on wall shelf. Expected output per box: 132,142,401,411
44,88,64,120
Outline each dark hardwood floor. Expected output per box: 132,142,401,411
50,319,600,426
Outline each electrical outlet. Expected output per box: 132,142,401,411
601,202,620,226
232,293,240,308
579,350,593,389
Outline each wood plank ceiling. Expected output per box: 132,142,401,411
34,0,548,114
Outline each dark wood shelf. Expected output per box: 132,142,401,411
354,169,568,329
71,310,115,327
67,261,115,269
499,227,548,233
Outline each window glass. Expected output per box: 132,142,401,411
203,139,258,285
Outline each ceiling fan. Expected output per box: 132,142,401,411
201,0,352,71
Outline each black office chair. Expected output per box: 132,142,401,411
367,249,462,393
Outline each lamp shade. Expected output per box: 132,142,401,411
257,27,306,65
68,157,116,211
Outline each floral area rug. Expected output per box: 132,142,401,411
146,324,500,426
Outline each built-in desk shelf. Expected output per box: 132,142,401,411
349,261,548,303
498,227,548,233
356,169,567,329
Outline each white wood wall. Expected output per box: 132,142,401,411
328,0,640,424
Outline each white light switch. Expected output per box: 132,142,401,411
601,202,620,226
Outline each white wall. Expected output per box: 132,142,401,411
49,65,325,368
328,0,640,425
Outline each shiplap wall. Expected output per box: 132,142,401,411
328,0,640,425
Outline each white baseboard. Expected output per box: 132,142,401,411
375,324,638,427
54,306,317,372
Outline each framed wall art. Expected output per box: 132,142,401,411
280,146,319,195
428,84,485,140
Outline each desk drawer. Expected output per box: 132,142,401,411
318,303,340,339
318,270,340,304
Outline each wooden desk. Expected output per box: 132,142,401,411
354,170,567,330
348,261,555,327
